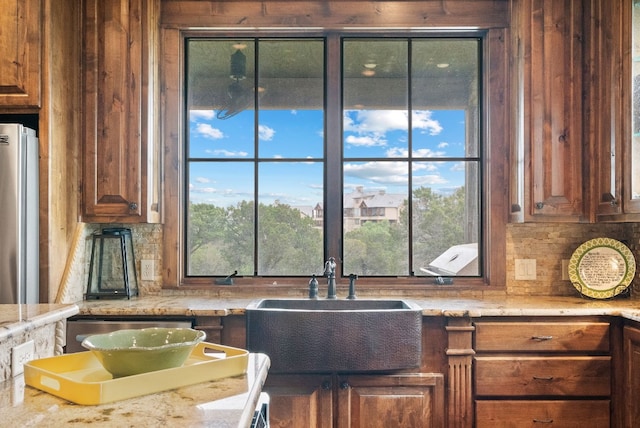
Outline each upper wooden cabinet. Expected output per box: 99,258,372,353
0,0,41,108
591,0,640,222
513,0,640,223
81,0,160,223
512,0,585,222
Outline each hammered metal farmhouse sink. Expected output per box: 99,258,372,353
245,299,422,373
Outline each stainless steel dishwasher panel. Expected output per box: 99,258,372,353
65,319,193,353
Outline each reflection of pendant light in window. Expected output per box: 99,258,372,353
230,48,246,80
362,62,376,77
217,43,251,120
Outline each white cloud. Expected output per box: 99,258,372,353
345,135,386,147
412,110,443,135
204,149,249,157
343,160,449,187
343,109,443,137
412,174,448,186
196,123,224,139
412,163,439,172
190,184,218,194
190,110,215,121
195,177,210,183
259,124,275,141
386,147,446,158
437,142,449,148
344,110,408,134
344,161,408,185
451,162,466,172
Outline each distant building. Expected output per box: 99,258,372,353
342,186,406,232
295,186,406,233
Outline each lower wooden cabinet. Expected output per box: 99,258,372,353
265,374,333,427
264,372,445,428
623,325,640,427
473,318,612,428
475,400,610,428
192,316,222,344
337,374,445,427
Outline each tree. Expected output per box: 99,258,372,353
222,200,255,275
187,200,323,276
188,203,226,255
257,203,323,275
187,203,228,274
343,220,407,275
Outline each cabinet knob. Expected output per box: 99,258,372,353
129,202,138,211
535,202,544,209
321,380,331,390
611,199,618,206
339,381,349,390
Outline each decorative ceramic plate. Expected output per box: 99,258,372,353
568,237,636,299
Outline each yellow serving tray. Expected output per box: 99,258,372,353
24,342,249,405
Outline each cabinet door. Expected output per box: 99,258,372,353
337,373,445,428
588,0,625,220
624,0,640,215
517,0,585,221
82,0,160,223
263,374,333,428
0,0,40,108
623,326,640,426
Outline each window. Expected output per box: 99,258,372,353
184,34,483,280
186,38,324,276
341,38,480,276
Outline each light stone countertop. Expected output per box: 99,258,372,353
0,304,79,342
0,352,269,427
74,294,640,321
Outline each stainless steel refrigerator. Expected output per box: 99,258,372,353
0,123,39,304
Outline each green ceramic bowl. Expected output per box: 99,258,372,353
81,327,206,377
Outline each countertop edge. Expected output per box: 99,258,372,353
72,296,640,321
0,304,79,342
238,353,270,428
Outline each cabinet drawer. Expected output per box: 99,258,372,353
474,356,611,396
474,322,610,352
475,400,610,427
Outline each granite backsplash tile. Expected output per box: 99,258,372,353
56,222,640,302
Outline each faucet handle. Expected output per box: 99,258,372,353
308,274,319,299
347,273,358,300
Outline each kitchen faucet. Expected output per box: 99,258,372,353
324,257,337,299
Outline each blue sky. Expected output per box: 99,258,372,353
188,108,472,207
